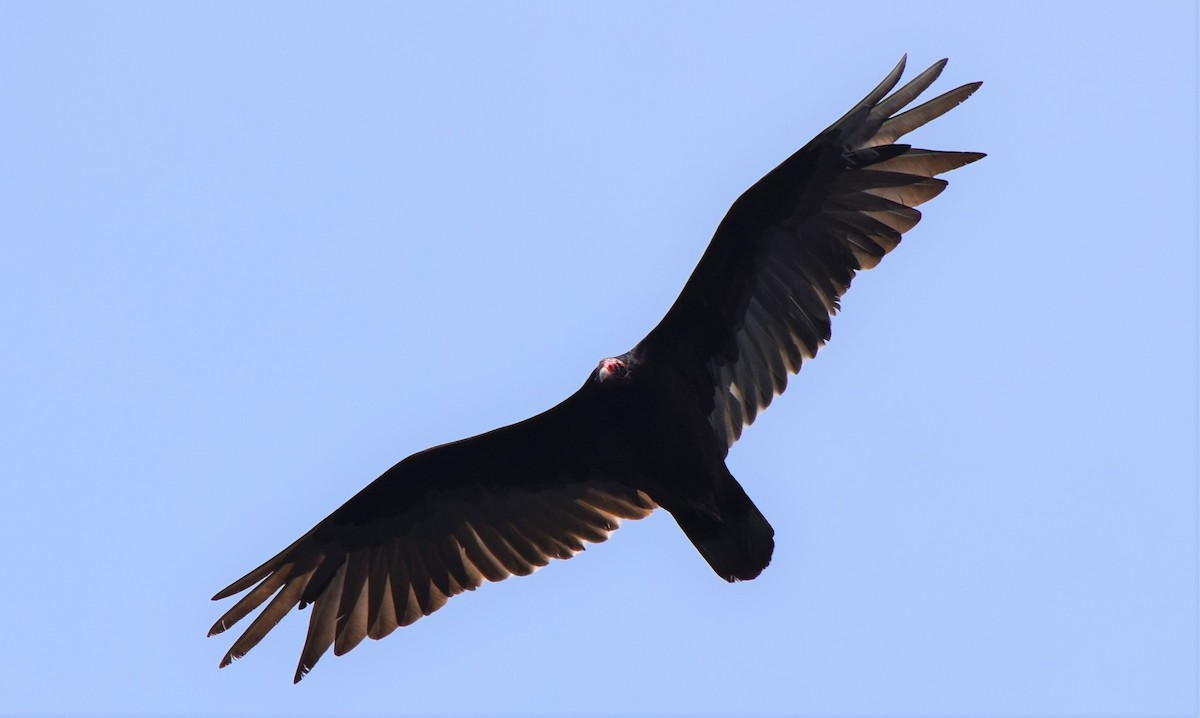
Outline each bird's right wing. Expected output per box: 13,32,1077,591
208,409,655,682
635,56,983,454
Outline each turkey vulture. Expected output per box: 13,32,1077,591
209,56,983,682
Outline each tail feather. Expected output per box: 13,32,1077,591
667,477,775,582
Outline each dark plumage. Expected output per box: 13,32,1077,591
209,55,983,682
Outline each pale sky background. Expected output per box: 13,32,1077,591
1,3,1196,716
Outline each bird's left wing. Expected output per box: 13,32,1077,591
636,57,983,453
208,408,654,682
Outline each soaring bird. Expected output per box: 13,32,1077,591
209,56,983,682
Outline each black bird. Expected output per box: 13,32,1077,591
209,56,983,682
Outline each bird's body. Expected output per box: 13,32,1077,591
210,56,983,681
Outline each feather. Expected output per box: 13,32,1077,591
294,563,345,682
870,82,983,147
870,59,947,123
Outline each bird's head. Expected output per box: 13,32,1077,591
595,356,632,385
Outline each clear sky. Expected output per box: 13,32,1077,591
1,2,1196,716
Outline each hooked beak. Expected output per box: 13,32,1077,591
597,359,620,383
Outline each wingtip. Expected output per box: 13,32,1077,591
950,81,985,110
211,585,240,601
293,663,310,684
961,80,984,99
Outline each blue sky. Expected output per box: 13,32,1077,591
1,2,1196,715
